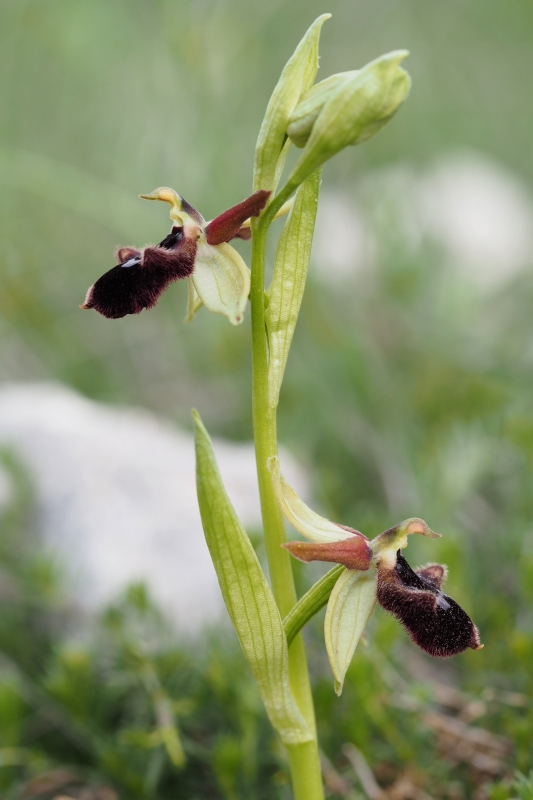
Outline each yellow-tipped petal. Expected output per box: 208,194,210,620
268,456,356,543
192,242,250,325
325,569,377,695
140,186,185,226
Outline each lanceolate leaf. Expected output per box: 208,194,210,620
266,169,321,409
193,411,312,745
324,569,377,696
253,14,330,193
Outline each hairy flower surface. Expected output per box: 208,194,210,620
81,188,270,323
269,457,482,694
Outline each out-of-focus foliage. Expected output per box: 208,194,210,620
1,1,533,798
0,457,530,799
2,0,533,419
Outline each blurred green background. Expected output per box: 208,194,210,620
1,1,533,798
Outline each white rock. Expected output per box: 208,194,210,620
313,152,533,290
0,382,308,633
416,152,533,288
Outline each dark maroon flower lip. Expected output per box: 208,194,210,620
377,551,482,658
81,226,197,319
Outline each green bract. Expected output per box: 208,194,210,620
253,14,330,194
285,51,411,192
193,412,312,745
266,169,321,409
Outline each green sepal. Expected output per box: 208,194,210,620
324,569,377,696
193,411,312,745
265,168,322,409
253,14,330,193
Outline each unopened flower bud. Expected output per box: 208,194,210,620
287,51,411,189
287,71,359,147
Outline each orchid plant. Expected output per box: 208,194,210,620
82,16,482,800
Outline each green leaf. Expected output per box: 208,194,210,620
193,411,312,745
324,569,377,696
265,169,321,409
253,14,330,193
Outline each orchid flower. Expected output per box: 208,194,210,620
268,457,482,694
81,188,272,324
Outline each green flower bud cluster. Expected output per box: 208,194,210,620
285,51,411,191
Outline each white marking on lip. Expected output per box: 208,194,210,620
121,256,141,268
437,593,451,611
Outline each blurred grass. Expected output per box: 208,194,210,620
1,0,533,797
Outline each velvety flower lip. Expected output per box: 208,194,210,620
80,225,196,319
377,551,483,658
81,188,272,322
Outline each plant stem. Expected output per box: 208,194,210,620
250,211,324,800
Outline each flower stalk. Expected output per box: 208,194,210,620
250,212,323,800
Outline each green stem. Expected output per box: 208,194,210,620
284,565,344,646
250,207,324,800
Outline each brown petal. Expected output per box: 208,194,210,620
377,552,482,657
282,535,372,571
116,246,141,262
415,563,447,590
205,190,271,245
81,230,197,319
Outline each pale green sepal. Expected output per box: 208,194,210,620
324,569,377,696
287,71,359,147
253,14,330,193
268,456,355,543
287,51,411,191
184,278,203,323
266,168,321,409
193,412,312,745
193,241,250,325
